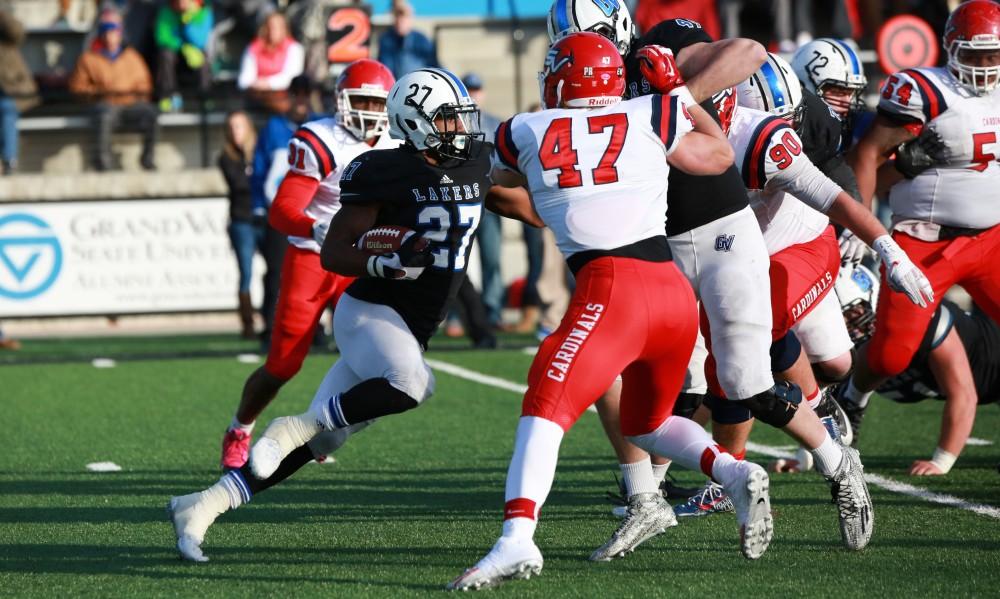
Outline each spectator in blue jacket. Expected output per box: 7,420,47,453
251,75,321,346
377,0,438,79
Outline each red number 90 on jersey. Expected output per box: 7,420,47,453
356,226,421,255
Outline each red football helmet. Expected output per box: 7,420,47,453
943,0,1000,94
711,86,738,136
540,31,625,109
336,59,395,140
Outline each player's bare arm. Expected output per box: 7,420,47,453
847,114,915,208
825,191,893,247
319,202,381,276
875,161,905,199
666,102,733,175
485,184,543,227
676,39,767,102
913,328,979,475
489,165,527,189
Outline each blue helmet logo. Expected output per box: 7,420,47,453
591,0,620,18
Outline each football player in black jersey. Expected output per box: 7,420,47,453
167,68,540,562
836,265,1000,476
547,0,873,554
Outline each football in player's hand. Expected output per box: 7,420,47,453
357,226,425,255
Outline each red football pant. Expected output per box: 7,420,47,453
264,246,354,380
703,226,839,397
521,256,698,436
867,225,1000,377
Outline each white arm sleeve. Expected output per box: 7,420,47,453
761,127,843,213
237,49,256,90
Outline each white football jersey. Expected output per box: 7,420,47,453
493,95,694,258
879,66,1000,229
285,118,399,252
728,107,838,255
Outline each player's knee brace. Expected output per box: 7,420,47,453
704,393,753,424
811,348,855,388
770,331,802,373
672,392,705,420
743,381,802,428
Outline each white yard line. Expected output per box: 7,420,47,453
967,437,993,446
863,473,1000,520
428,358,1000,521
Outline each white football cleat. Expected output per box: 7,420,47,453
447,537,543,591
167,492,223,562
590,492,677,561
724,461,774,560
250,415,321,479
827,446,874,551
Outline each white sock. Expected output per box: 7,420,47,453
626,415,715,474
229,417,254,434
215,471,250,510
621,457,658,498
502,517,537,539
709,451,741,489
502,416,564,540
805,387,822,410
844,378,873,409
651,461,671,484
810,435,844,477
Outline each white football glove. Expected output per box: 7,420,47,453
312,219,330,246
365,234,433,280
873,235,934,308
838,228,869,267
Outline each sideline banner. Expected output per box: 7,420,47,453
0,198,263,318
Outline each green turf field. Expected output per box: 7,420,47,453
3,335,1000,597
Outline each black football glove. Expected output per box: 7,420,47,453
366,234,434,280
894,128,947,179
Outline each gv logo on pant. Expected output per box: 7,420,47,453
714,234,735,252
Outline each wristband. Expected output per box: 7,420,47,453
930,446,957,473
366,255,380,278
668,85,696,108
872,235,899,263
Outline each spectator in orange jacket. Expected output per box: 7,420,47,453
69,9,158,171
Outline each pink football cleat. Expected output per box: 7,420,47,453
220,428,251,470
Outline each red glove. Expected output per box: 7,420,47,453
636,44,685,94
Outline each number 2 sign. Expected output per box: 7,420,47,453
326,5,372,65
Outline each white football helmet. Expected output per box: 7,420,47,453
387,68,483,160
835,264,880,345
791,38,867,117
737,52,805,131
546,0,635,56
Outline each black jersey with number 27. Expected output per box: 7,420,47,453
339,141,491,348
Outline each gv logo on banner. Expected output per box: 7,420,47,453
0,213,63,300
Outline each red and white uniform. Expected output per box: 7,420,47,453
494,94,698,436
264,118,398,380
728,107,851,355
866,66,1000,376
